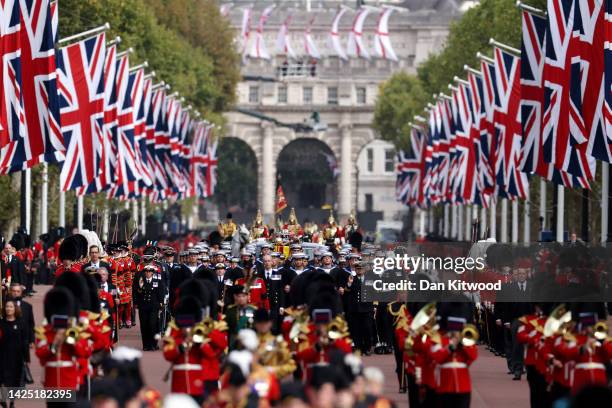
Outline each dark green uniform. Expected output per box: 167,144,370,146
225,303,257,349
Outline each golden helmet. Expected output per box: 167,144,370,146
254,209,263,226
328,210,336,225
288,208,298,224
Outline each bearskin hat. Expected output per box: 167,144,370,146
58,235,81,262
177,279,210,312
55,271,91,311
208,231,223,247
174,296,203,327
348,231,363,252
44,286,77,321
83,273,101,313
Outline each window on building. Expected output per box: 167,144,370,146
356,87,366,104
384,149,395,172
365,194,373,212
303,86,313,105
249,86,259,104
278,85,288,103
367,148,374,172
327,86,338,105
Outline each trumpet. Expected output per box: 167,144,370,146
543,304,572,338
460,324,480,347
593,321,609,342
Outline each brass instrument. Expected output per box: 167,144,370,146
404,303,441,352
593,321,609,341
65,327,80,345
460,324,480,347
258,334,296,379
543,304,572,338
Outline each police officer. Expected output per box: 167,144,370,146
133,265,164,351
225,285,257,349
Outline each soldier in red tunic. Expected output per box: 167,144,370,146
235,262,269,311
35,287,92,392
109,243,136,328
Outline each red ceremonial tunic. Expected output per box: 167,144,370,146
430,336,478,394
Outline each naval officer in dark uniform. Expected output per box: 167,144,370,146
133,264,164,351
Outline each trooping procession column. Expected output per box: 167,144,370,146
261,121,276,222
339,121,352,219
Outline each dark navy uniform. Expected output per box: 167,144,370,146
133,269,164,351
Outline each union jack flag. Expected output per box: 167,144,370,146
57,33,106,192
203,135,218,198
190,121,209,198
396,127,423,207
493,47,528,199
480,59,500,201
129,67,153,190
519,9,586,188
150,87,170,200
542,0,595,181
0,0,23,157
110,53,141,199
2,0,63,173
606,0,612,144
575,0,609,164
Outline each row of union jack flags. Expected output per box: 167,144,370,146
396,0,611,209
0,0,218,201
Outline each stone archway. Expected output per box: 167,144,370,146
277,138,338,219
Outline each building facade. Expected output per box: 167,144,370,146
222,0,465,222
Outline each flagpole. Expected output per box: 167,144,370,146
539,179,546,231
465,206,471,242
419,209,426,239
501,198,508,243
59,182,66,228
490,199,497,240
523,192,530,244
102,203,109,242
511,200,519,243
57,23,110,46
141,199,147,236
77,195,84,230
457,205,463,241
556,185,564,243
451,205,457,239
41,163,49,234
444,204,450,238
480,206,487,240
581,188,589,242
24,169,31,233
602,163,609,243
132,200,139,233
427,208,434,234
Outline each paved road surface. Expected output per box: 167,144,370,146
20,285,530,407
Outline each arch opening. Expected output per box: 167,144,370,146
277,138,337,222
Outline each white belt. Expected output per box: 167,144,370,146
440,362,467,369
174,364,202,371
46,361,74,368
575,362,606,370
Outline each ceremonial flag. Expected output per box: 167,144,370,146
240,6,252,61
2,0,64,173
493,46,528,199
329,7,348,60
304,16,321,59
56,32,106,191
374,7,398,61
204,134,218,197
542,0,595,181
518,8,585,187
129,67,153,190
249,5,275,60
110,53,141,199
276,14,297,59
606,0,612,143
347,7,371,59
276,185,287,213
0,0,23,156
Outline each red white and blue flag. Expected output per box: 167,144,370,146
57,32,106,191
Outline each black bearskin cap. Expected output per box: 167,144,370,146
44,286,77,321
55,271,91,311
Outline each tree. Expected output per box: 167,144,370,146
373,73,429,149
214,138,257,212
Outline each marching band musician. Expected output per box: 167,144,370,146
34,287,92,393
162,296,209,403
253,309,296,380
430,315,478,408
516,303,547,408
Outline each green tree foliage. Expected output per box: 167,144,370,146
214,138,257,212
372,72,429,148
